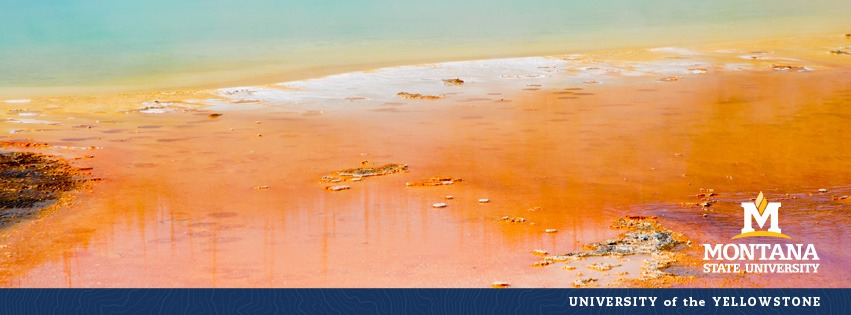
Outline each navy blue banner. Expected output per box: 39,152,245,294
0,289,846,314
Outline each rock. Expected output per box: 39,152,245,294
232,99,260,104
544,216,684,272
320,176,341,183
659,76,681,82
406,177,462,187
397,92,442,100
1,141,50,149
445,196,454,200
818,188,828,193
688,68,708,74
573,277,598,287
253,185,269,190
442,78,465,86
640,251,677,280
532,249,548,256
208,113,223,118
545,229,558,233
321,164,407,185
336,163,408,178
703,213,708,217
533,260,551,267
498,216,526,223
587,262,621,271
325,185,351,192
491,281,510,288
772,64,810,72
478,198,489,203
533,216,686,284
432,203,447,208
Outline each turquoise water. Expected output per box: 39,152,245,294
1,0,848,93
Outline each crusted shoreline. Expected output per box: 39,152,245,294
534,216,692,287
0,151,89,228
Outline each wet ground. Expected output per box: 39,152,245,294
0,35,849,288
0,150,89,229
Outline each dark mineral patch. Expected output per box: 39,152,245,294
533,216,688,280
334,163,408,178
442,78,465,86
0,151,86,227
396,92,442,100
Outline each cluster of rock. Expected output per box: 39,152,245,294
441,78,465,86
405,177,462,187
320,162,409,191
396,92,442,100
534,216,686,282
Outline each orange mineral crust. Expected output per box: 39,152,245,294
1,35,849,288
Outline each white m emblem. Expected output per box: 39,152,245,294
740,202,781,234
732,192,790,239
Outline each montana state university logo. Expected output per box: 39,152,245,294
701,191,819,274
732,191,790,239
